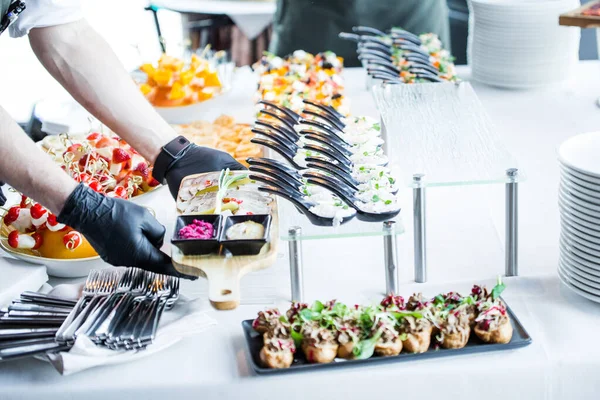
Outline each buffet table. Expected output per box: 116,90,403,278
2,62,600,399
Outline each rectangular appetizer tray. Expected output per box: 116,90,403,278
241,303,531,375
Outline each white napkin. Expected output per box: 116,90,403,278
0,255,48,307
45,298,217,376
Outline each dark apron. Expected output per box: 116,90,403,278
270,0,450,67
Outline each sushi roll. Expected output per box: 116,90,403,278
260,322,295,369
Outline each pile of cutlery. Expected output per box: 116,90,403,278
0,267,179,362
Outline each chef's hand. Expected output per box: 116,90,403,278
0,181,6,207
58,184,193,279
164,144,245,198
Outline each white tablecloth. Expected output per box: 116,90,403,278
2,63,600,399
150,0,276,39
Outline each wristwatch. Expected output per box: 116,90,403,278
152,136,192,184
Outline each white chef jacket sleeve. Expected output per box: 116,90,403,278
9,0,83,38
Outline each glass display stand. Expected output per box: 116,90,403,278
278,199,405,301
371,81,523,283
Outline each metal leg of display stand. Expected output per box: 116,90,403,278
413,174,427,283
288,226,304,302
505,168,519,277
383,221,399,294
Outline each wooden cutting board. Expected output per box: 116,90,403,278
560,1,600,28
171,173,279,310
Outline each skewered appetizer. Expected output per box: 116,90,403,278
176,169,273,216
138,54,222,107
1,195,97,259
250,279,513,368
41,132,160,200
254,50,349,115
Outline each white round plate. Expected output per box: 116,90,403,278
561,250,600,278
558,192,600,222
561,218,600,251
559,186,600,214
559,258,600,289
559,206,600,238
0,239,104,278
557,265,600,304
560,170,600,194
558,131,600,178
560,177,600,203
153,91,233,124
560,255,600,284
560,236,600,266
561,228,600,256
558,261,600,296
560,163,600,186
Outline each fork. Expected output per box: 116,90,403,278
54,270,100,342
131,276,174,349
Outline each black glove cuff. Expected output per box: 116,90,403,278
57,183,105,229
153,136,192,184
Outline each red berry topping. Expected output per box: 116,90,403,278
63,231,82,250
113,186,127,198
3,206,20,225
30,203,47,220
134,162,149,178
65,144,83,154
147,177,160,187
47,214,59,227
32,232,43,250
7,231,19,248
87,132,101,141
112,148,131,163
88,179,102,192
19,195,28,208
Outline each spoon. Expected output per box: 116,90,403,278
338,32,360,42
390,33,421,46
249,173,302,194
390,27,421,42
257,185,355,226
367,68,400,80
255,119,299,142
403,52,432,65
396,43,430,58
303,109,345,131
247,157,301,179
305,156,355,182
258,100,301,123
352,26,387,37
359,35,391,48
298,130,351,151
302,133,353,158
249,165,303,188
365,60,400,74
250,137,304,169
305,176,401,222
302,99,345,121
406,62,440,76
303,143,353,170
358,53,394,65
304,161,360,192
358,42,392,56
298,119,345,140
409,68,445,82
251,127,298,150
258,109,296,131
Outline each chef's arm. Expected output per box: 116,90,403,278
0,106,77,214
28,19,176,164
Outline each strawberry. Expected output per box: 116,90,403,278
30,203,47,220
7,231,19,248
133,162,149,178
87,132,101,141
46,214,58,227
96,137,116,148
88,179,102,192
32,232,43,250
19,195,28,208
113,186,127,198
65,144,83,154
112,148,131,163
63,231,82,250
3,206,20,225
147,176,160,187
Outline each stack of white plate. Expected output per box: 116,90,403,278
558,132,600,303
469,0,580,89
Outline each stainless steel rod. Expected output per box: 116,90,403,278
505,168,519,277
288,226,304,302
383,221,399,294
413,174,427,283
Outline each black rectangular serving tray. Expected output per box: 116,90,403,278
242,303,532,375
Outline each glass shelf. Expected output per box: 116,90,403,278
372,82,525,188
277,200,405,241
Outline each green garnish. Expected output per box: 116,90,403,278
291,329,303,347
491,276,506,300
433,295,445,306
299,308,321,322
388,177,395,184
384,200,392,205
373,123,381,132
215,169,247,214
332,302,348,318
391,311,423,320
312,300,325,313
352,331,381,360
399,333,408,341
379,171,384,178
372,194,380,202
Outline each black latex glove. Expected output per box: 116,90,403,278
164,144,246,198
58,184,192,279
0,181,6,207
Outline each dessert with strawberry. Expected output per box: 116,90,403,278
2,195,96,259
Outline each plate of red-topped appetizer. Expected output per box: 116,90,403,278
242,278,531,373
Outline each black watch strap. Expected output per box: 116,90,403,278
153,136,192,184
